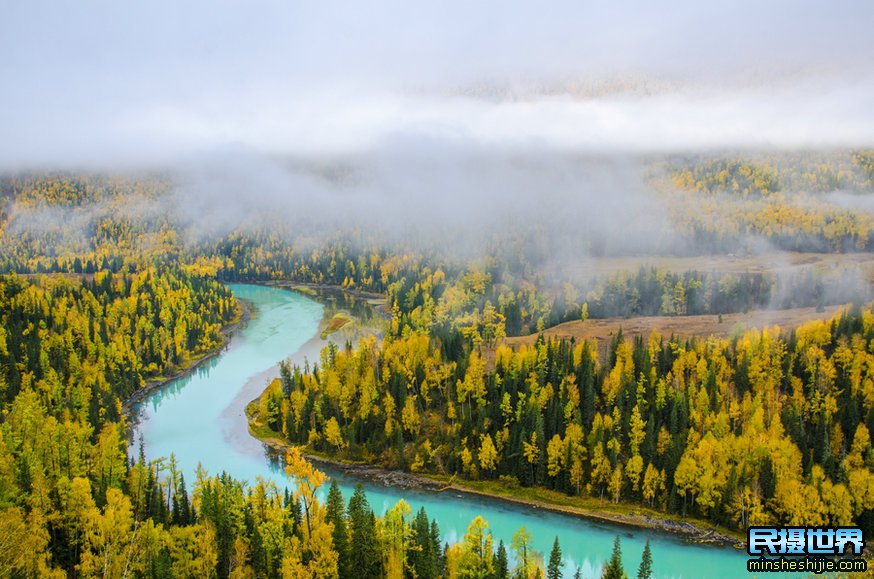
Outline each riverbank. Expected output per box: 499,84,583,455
122,297,253,417
264,280,388,310
246,400,744,550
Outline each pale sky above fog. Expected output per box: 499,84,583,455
1,0,873,168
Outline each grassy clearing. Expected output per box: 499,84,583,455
565,251,874,278
285,283,319,296
245,398,277,441
320,312,352,339
506,304,844,349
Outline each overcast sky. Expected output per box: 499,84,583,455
1,0,873,168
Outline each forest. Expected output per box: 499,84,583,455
6,0,874,575
664,152,874,253
0,155,873,577
1,269,625,578
262,301,874,533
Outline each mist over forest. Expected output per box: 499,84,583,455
2,1,872,264
3,1,873,285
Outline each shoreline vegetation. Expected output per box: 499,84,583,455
247,403,745,549
122,278,377,423
121,297,252,418
243,282,750,550
246,397,746,549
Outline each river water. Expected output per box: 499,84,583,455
133,284,763,578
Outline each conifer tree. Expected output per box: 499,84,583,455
602,537,627,579
431,520,445,576
496,539,509,579
637,539,653,579
325,480,350,577
547,536,563,579
347,484,382,578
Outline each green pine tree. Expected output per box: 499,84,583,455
347,484,383,578
410,507,436,579
431,520,445,576
496,539,509,579
602,536,627,579
547,536,563,579
637,539,653,579
326,480,350,577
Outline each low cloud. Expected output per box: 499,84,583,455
1,1,872,168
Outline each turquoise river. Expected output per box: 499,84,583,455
132,284,776,578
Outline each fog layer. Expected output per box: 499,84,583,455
2,1,873,167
